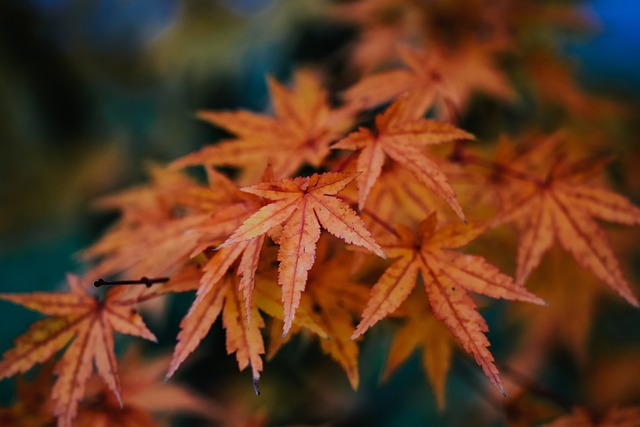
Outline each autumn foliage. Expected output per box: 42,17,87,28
2,1,640,426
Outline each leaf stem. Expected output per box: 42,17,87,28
94,277,169,288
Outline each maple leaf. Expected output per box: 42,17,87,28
166,273,265,392
351,213,545,393
219,171,384,335
498,152,640,306
0,274,157,427
343,44,515,120
332,99,474,218
81,165,242,283
171,70,352,181
85,165,268,322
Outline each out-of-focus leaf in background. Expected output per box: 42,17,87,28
0,0,638,425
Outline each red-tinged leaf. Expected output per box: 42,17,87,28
222,281,265,388
0,274,157,427
166,276,229,380
333,99,473,220
353,214,544,393
221,172,383,335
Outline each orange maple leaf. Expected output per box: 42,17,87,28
332,99,473,219
498,154,640,306
351,213,545,393
219,171,384,336
81,165,252,283
171,70,352,181
0,274,157,427
343,44,515,120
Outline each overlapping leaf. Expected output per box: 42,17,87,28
171,70,353,181
352,213,545,393
220,171,385,335
333,99,473,219
0,274,157,427
343,45,515,120
82,166,256,283
498,153,640,306
166,273,265,391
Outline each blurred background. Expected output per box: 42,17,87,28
0,0,638,425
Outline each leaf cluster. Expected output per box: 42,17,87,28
1,1,639,426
